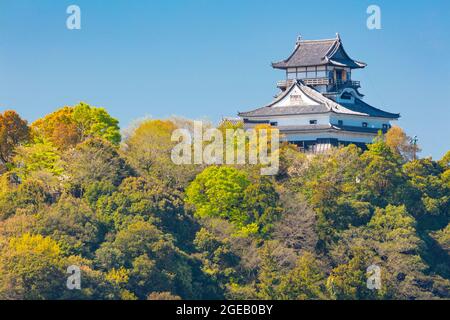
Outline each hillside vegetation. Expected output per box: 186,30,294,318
0,105,449,300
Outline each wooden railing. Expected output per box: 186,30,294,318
277,78,360,89
334,79,360,87
303,78,333,86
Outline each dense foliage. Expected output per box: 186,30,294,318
0,106,448,300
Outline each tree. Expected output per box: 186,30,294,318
0,233,66,299
148,292,181,300
0,179,53,220
439,151,450,170
72,102,121,144
359,137,407,207
279,252,327,300
433,224,450,255
32,103,121,149
2,105,450,301
193,227,240,286
97,176,195,248
186,166,251,227
402,158,449,224
122,119,200,187
285,145,371,247
273,190,318,253
94,219,198,299
36,196,103,257
0,110,30,164
63,138,131,195
367,205,433,299
326,249,375,300
243,176,281,235
255,241,284,300
329,205,436,299
385,126,420,161
31,107,79,149
12,138,63,180
439,151,450,189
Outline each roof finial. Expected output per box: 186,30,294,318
336,32,341,40
296,35,302,46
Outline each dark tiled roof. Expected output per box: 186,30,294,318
238,80,399,119
238,104,329,117
338,98,400,119
272,36,366,69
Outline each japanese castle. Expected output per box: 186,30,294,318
238,34,400,152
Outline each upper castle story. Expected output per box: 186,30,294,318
272,34,366,99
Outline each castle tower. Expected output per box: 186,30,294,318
238,34,400,152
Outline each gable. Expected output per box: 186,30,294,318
273,85,321,108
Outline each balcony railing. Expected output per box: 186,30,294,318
277,78,360,89
334,79,360,87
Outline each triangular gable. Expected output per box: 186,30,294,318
273,83,321,108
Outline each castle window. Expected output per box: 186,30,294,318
310,120,317,125
341,92,352,100
297,71,306,79
362,122,368,128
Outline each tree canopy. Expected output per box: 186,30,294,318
0,108,449,300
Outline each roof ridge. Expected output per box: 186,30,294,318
299,38,337,43
272,35,365,69
298,83,370,116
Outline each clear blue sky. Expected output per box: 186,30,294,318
0,0,449,159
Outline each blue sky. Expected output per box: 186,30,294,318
0,0,449,159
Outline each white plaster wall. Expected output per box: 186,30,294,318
330,114,392,129
273,86,320,107
276,114,330,126
284,132,375,144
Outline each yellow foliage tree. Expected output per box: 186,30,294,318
0,233,66,299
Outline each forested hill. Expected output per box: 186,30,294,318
0,104,449,300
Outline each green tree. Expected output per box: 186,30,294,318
279,252,327,300
36,196,103,257
359,136,406,207
32,103,121,149
326,249,374,300
63,138,131,195
72,102,121,144
122,119,200,187
94,219,197,299
186,166,251,227
12,138,63,180
433,224,450,254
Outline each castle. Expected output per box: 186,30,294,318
238,34,400,152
